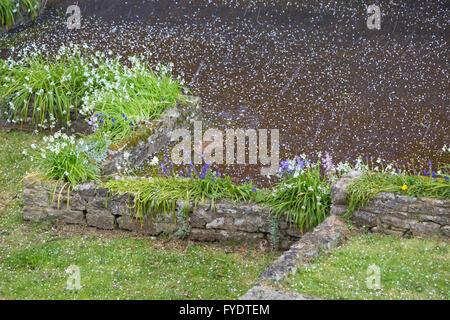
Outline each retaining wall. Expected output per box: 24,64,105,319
330,171,450,238
22,178,302,249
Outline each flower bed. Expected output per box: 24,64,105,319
8,44,448,249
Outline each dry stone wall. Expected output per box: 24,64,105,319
22,178,302,249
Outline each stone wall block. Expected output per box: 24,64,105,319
86,211,115,230
409,221,441,237
23,207,47,222
46,208,85,225
352,210,378,227
330,204,347,216
234,214,266,233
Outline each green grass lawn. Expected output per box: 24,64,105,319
0,131,277,299
279,233,449,300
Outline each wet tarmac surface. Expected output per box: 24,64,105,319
1,0,449,186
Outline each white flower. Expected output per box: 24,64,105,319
150,156,159,166
30,144,36,149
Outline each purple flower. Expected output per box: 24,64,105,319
321,152,335,176
88,114,98,126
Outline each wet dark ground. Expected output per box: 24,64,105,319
1,0,449,186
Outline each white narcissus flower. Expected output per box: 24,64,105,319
150,156,159,166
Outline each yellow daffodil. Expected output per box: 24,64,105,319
401,184,408,190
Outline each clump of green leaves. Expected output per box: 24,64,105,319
36,131,99,187
266,158,332,232
0,43,186,144
0,44,96,128
77,131,112,164
103,166,256,222
0,0,42,30
268,215,281,249
174,207,191,239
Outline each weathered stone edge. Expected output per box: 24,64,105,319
240,216,350,300
101,96,200,175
